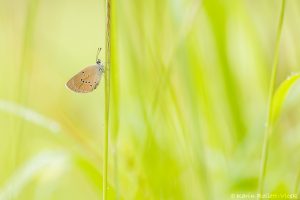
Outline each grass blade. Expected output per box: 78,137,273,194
0,100,61,134
258,0,286,196
0,151,69,200
103,0,112,199
271,73,300,124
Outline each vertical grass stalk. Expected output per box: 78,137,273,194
103,0,111,199
258,0,286,197
12,0,39,199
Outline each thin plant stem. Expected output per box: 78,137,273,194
11,0,39,199
258,0,286,197
103,0,111,199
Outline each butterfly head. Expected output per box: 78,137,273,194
97,59,105,73
96,48,104,73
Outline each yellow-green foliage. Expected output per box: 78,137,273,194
1,0,300,199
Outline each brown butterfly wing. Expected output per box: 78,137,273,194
66,65,102,93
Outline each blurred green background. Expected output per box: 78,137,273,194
1,0,300,199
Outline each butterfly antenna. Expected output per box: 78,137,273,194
96,48,102,63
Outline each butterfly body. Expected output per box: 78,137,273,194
66,61,104,93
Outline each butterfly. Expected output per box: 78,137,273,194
66,48,105,93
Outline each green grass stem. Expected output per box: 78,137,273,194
103,0,111,199
258,0,286,197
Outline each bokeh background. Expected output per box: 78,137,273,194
1,0,300,199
